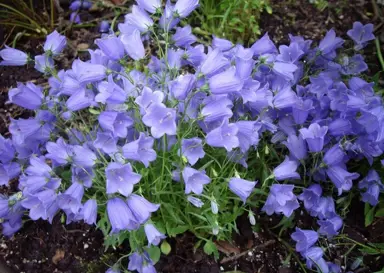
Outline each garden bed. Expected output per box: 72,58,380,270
0,0,384,273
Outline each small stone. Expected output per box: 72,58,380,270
84,243,89,250
77,43,89,51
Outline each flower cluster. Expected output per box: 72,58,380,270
69,0,92,24
0,0,382,272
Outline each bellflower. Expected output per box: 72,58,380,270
44,30,67,56
126,194,160,224
273,156,300,181
122,132,157,167
181,138,205,165
318,29,344,55
73,60,107,84
169,73,196,100
0,46,28,66
174,0,199,18
358,170,383,206
284,134,307,161
302,247,329,273
98,111,134,138
235,121,261,153
200,48,229,77
0,136,15,164
128,252,144,272
318,215,343,238
57,182,84,214
8,82,43,110
298,184,322,211
209,66,244,95
292,98,313,124
326,164,359,195
309,196,336,220
206,120,239,151
73,145,96,168
94,131,118,154
106,162,141,196
99,21,110,33
107,197,140,233
182,167,211,195
262,184,300,217
187,196,204,207
228,178,257,203
299,123,328,152
173,25,197,47
82,199,97,225
212,35,233,51
251,33,277,56
124,5,154,33
46,138,73,167
135,87,165,114
34,54,54,73
347,22,375,50
201,96,233,123
120,29,145,61
142,103,177,138
144,223,166,246
96,36,125,61
137,0,161,13
291,228,319,252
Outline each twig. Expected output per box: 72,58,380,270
220,240,275,264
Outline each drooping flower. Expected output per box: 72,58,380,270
173,25,197,48
142,103,177,138
57,182,84,214
96,36,125,61
0,46,28,66
317,215,343,238
83,199,97,225
291,228,319,252
174,0,199,18
358,170,384,206
124,5,154,33
347,22,375,50
284,134,307,161
106,162,141,196
273,156,300,181
199,48,229,77
122,132,157,167
34,54,54,73
137,0,161,13
126,194,160,224
182,167,211,195
309,196,336,220
98,111,134,138
212,35,233,51
209,66,244,95
302,247,329,273
299,123,328,153
44,30,67,56
228,178,257,203
235,121,261,153
144,223,166,246
251,33,277,56
206,119,239,151
120,29,145,61
8,82,43,110
169,73,196,100
180,138,205,165
262,184,300,217
135,87,164,114
326,164,359,195
318,29,344,55
298,184,322,211
99,21,110,33
107,197,139,233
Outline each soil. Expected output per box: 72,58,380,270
1,0,384,273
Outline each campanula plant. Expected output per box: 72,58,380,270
0,0,383,272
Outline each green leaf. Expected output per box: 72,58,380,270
162,203,185,225
203,240,218,260
89,108,100,115
359,246,381,255
146,246,161,264
166,224,189,237
266,5,272,14
365,205,375,227
161,241,172,255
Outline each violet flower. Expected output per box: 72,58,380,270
0,46,28,66
228,178,257,203
262,184,300,217
180,138,205,165
106,162,141,196
182,167,211,195
144,223,166,246
347,22,375,50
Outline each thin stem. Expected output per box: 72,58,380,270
375,38,384,71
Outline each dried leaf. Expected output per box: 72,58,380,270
214,240,240,255
52,249,65,265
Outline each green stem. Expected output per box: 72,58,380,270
375,38,384,71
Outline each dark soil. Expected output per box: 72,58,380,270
1,0,384,273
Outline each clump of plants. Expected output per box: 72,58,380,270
187,0,272,45
0,1,383,272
